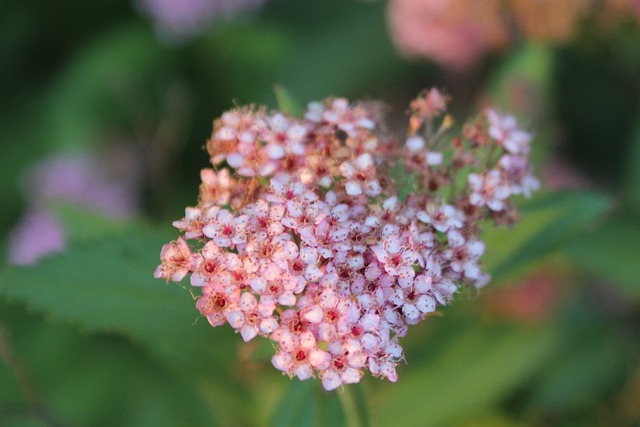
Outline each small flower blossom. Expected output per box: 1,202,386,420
155,88,539,390
202,209,249,247
486,109,532,155
417,202,464,232
468,170,511,211
199,168,233,206
154,237,195,282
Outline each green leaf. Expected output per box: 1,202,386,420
0,226,192,341
45,23,173,150
0,224,256,424
274,84,303,117
272,380,346,427
274,1,410,103
337,384,370,427
565,212,640,298
0,300,216,427
51,203,127,241
527,300,631,411
625,118,640,210
373,322,561,427
0,225,238,371
483,191,612,283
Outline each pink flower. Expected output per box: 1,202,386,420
372,234,416,281
197,286,240,327
444,231,486,281
226,292,278,342
320,340,367,391
272,331,330,381
299,217,351,259
202,209,249,247
389,274,437,324
339,153,381,197
417,202,464,232
199,168,233,206
468,171,511,211
388,0,508,69
486,109,532,155
154,237,196,282
7,210,65,266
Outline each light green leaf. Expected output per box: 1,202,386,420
374,322,560,427
483,191,612,283
51,203,127,241
565,212,640,297
272,380,346,427
0,223,242,377
0,226,192,341
274,84,303,117
0,224,251,424
337,384,370,427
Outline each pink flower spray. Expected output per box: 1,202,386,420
155,89,539,390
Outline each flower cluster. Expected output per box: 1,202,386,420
154,88,539,390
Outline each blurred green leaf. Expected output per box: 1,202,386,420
196,22,293,106
565,212,640,297
483,191,612,283
0,217,259,425
625,117,640,209
45,23,174,149
0,300,215,427
52,203,127,241
373,322,560,427
274,1,409,102
454,411,531,427
0,225,192,341
274,84,303,117
337,384,370,427
272,380,346,427
488,42,553,120
527,300,631,413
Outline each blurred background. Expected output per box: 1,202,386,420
1,0,640,426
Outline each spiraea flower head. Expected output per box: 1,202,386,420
154,89,539,390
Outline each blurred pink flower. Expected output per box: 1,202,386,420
484,271,565,324
7,148,141,265
25,151,140,218
387,0,508,69
387,0,639,69
7,210,65,266
604,0,640,23
137,0,266,41
542,157,592,191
